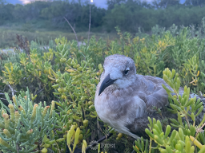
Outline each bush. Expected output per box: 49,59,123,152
0,89,56,152
1,24,205,152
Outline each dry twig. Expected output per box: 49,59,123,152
8,84,15,97
63,17,79,50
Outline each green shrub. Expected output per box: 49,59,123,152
0,89,56,152
1,25,205,152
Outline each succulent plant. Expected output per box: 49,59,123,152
0,88,56,153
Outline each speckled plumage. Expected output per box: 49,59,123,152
94,54,205,139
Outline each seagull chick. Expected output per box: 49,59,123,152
94,54,205,139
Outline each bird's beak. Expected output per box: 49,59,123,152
99,74,115,95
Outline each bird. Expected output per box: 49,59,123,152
94,54,205,139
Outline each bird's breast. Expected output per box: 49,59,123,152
94,86,146,124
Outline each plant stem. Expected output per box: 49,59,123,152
16,143,19,153
185,114,190,128
149,139,152,153
63,17,79,50
8,84,15,97
55,141,61,153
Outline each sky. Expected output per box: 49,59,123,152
6,0,186,8
6,0,107,6
6,0,108,7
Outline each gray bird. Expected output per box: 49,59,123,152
94,54,205,139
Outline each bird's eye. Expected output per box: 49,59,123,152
123,70,129,75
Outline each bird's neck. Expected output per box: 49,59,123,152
115,75,138,89
103,78,138,98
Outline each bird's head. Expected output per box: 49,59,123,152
99,54,136,95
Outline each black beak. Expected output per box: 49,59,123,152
99,74,115,95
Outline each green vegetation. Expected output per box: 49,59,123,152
1,0,205,48
2,11,205,153
0,90,56,153
1,0,205,41
0,27,117,48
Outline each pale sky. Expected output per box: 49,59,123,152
16,0,107,7
8,0,185,7
18,0,109,7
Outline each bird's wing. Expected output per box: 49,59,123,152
126,75,205,138
136,75,172,112
125,94,170,139
140,75,205,115
143,75,172,90
146,88,169,111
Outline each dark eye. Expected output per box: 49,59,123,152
123,70,129,75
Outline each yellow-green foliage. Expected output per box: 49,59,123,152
1,27,205,152
0,89,56,153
